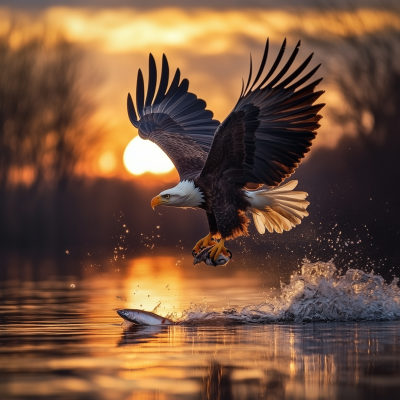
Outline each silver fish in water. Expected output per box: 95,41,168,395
192,246,232,267
117,309,178,325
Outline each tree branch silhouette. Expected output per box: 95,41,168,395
0,29,104,190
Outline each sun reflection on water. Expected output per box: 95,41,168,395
124,256,184,313
1,255,400,399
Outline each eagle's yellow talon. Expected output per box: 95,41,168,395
209,239,227,260
193,233,215,253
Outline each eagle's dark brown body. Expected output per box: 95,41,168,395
195,178,251,240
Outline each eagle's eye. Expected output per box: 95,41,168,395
164,194,170,199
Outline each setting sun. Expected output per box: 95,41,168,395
123,136,174,175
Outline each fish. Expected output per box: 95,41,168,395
117,309,177,325
192,245,232,267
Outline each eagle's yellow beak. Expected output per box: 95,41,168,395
151,195,162,210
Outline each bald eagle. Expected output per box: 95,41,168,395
127,39,325,260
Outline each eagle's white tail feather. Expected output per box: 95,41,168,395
268,180,298,192
277,200,309,215
253,212,266,234
275,203,306,221
246,180,310,234
273,192,309,200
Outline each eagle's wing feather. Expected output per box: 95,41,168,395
199,39,325,187
127,54,220,180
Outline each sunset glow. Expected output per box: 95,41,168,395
98,151,116,174
1,6,397,178
2,7,399,52
123,136,174,175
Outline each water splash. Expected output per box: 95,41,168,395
152,301,161,313
180,261,400,325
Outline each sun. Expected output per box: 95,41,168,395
123,136,174,175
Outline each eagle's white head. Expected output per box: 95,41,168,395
151,180,204,209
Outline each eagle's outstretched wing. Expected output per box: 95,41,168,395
127,54,220,180
199,39,325,187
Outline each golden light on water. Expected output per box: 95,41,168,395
123,136,174,176
123,256,183,313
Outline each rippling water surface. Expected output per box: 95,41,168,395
1,255,400,399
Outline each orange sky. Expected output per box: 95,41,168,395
1,6,399,181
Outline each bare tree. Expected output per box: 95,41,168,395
0,29,103,190
297,4,400,149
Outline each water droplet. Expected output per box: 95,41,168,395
70,283,75,288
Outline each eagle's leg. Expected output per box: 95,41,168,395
209,239,228,260
193,212,219,253
193,233,217,253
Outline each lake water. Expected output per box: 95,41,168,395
1,255,400,399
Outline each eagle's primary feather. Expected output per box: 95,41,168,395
127,39,325,258
127,54,220,181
